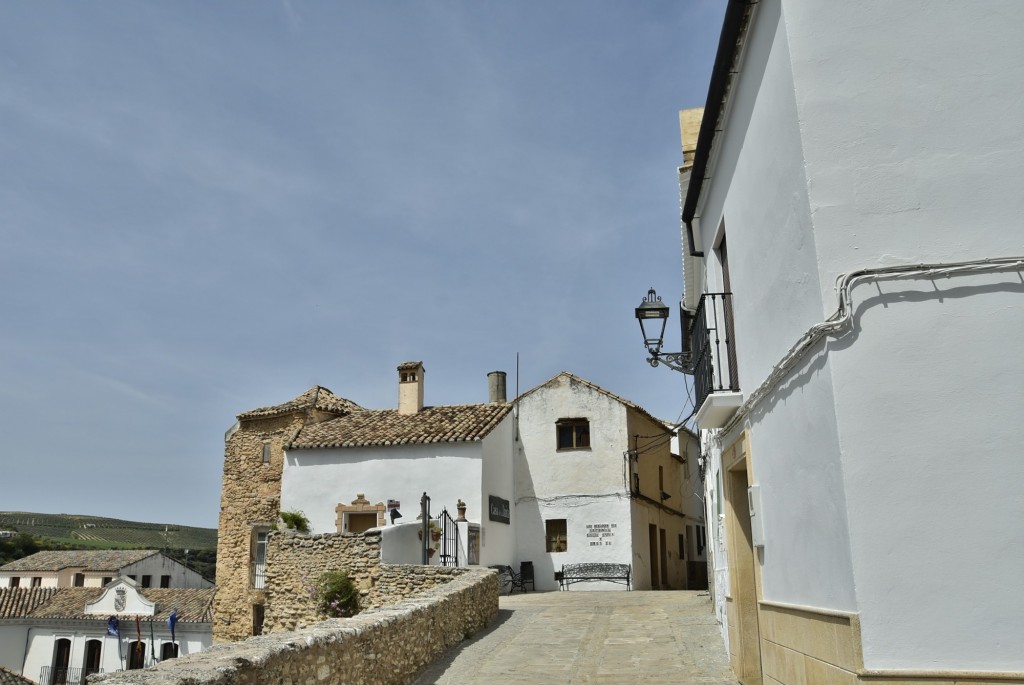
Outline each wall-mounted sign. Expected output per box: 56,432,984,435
586,523,617,547
387,499,401,510
488,495,510,524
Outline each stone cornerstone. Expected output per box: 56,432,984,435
93,568,499,685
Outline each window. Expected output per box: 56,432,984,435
556,419,590,450
9,577,19,588
679,534,686,560
697,525,706,556
127,575,136,582
161,643,179,661
262,441,271,464
160,575,171,588
545,519,567,553
31,577,41,587
141,575,151,588
127,641,145,669
252,528,269,589
102,577,112,586
73,573,85,587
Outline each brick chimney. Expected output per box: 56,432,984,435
488,371,507,403
398,361,425,415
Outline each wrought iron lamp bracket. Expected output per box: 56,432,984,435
646,351,694,374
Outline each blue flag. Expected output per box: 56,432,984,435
106,616,119,637
168,610,177,642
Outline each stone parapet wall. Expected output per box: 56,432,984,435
263,530,475,632
92,568,499,685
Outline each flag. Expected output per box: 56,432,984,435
149,619,156,661
107,616,119,637
135,616,143,657
168,610,178,643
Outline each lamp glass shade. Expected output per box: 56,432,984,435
636,288,670,353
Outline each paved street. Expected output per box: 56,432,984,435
414,590,738,685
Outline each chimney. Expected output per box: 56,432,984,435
398,361,425,415
488,371,507,403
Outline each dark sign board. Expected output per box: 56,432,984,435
488,495,510,524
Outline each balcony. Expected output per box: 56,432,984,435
39,667,103,685
689,292,742,429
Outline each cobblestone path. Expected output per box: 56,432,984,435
414,590,738,685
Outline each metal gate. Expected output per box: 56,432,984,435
420,492,460,567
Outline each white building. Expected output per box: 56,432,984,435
514,372,701,591
674,1,1024,683
0,579,213,684
0,551,211,591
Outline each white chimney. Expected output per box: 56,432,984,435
398,361,425,415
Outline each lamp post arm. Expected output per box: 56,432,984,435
646,351,694,374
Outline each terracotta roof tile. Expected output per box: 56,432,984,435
237,386,364,420
0,666,34,685
0,588,59,618
28,588,214,622
0,550,158,573
289,402,512,449
397,361,423,371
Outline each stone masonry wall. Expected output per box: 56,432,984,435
213,413,301,642
263,529,474,632
92,568,499,685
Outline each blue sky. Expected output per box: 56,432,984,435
0,2,724,529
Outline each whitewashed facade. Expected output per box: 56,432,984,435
678,1,1024,682
514,373,699,591
0,579,212,683
0,551,211,590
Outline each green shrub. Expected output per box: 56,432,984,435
279,510,311,534
314,569,359,617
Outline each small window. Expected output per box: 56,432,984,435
545,519,567,553
102,577,112,586
160,575,171,588
679,534,686,560
141,575,151,588
10,577,19,588
262,442,271,464
697,525,706,556
31,577,42,587
127,575,136,582
161,642,179,660
74,573,85,587
556,419,590,450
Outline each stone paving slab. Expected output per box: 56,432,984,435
413,590,738,685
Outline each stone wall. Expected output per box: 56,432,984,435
92,568,499,685
263,529,475,632
213,413,299,642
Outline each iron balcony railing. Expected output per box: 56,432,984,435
39,667,103,685
690,292,739,411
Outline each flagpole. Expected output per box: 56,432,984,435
149,618,156,663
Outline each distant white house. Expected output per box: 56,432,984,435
514,372,701,591
0,551,211,590
0,578,213,683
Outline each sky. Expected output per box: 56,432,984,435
0,2,725,529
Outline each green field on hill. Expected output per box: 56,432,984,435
0,511,217,550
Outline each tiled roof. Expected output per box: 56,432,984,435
0,666,34,685
289,402,512,449
0,550,158,573
0,588,59,618
518,372,671,432
29,588,215,622
397,361,423,371
237,386,364,420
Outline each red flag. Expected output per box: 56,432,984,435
136,616,143,657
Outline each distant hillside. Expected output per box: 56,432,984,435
0,512,217,551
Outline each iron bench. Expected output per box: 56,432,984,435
488,565,525,594
558,563,631,590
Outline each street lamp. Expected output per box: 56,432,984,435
634,287,693,373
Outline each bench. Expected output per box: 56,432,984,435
488,565,525,595
558,563,631,590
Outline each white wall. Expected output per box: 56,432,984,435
515,375,637,590
282,442,485,535
120,557,211,589
478,414,516,566
0,624,28,672
694,0,857,612
779,0,1024,670
21,622,210,679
